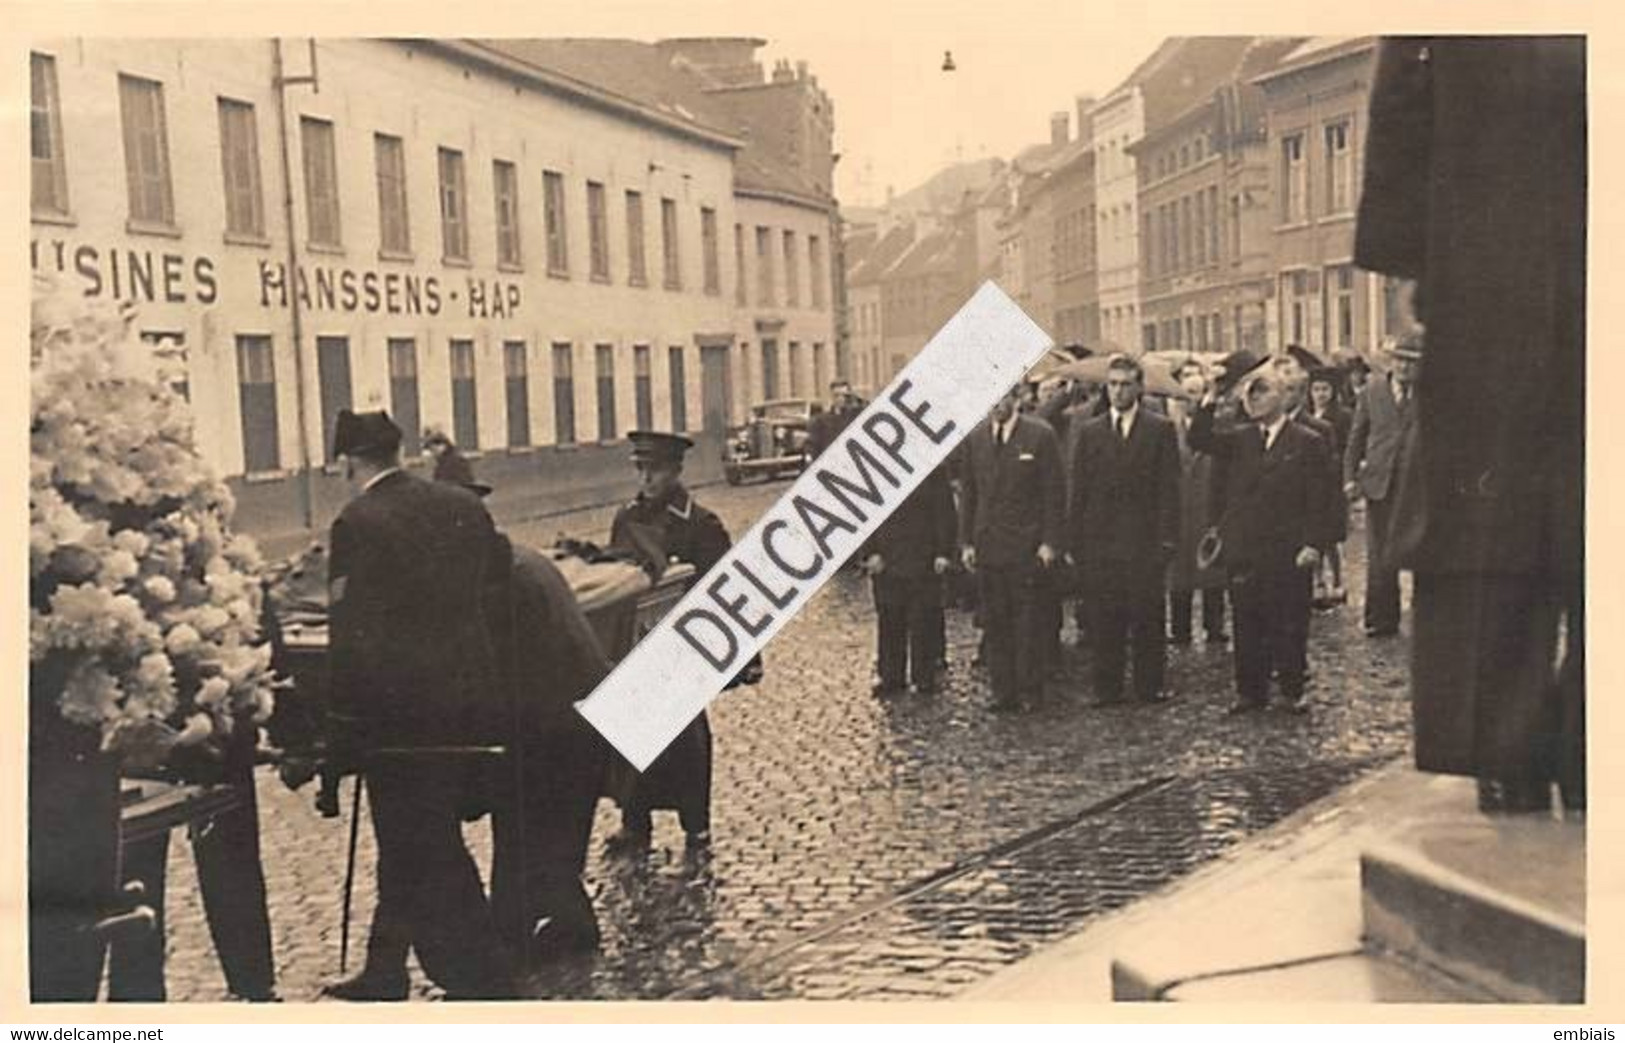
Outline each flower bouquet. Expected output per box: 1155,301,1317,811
29,280,275,771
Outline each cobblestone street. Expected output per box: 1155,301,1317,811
159,476,1415,1002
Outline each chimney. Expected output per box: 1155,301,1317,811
1075,95,1096,143
1050,111,1070,147
796,60,808,80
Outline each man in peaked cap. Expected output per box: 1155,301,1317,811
603,430,760,856
323,409,516,999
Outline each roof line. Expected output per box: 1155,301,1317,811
735,185,836,212
420,40,746,151
1250,37,1376,85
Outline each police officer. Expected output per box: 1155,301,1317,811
324,409,514,1000
603,431,760,855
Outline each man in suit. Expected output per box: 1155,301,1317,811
861,465,956,696
1343,333,1422,636
604,431,761,855
1188,371,1339,715
958,387,1064,711
1068,355,1181,705
324,409,515,1000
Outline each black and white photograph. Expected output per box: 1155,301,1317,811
17,6,1594,1015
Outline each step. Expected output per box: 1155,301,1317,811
1360,816,1586,1004
1114,949,1491,1003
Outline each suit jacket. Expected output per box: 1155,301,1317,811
863,466,956,579
957,414,1064,569
609,485,732,579
1187,406,1339,573
327,470,507,751
1068,408,1180,575
1344,376,1416,501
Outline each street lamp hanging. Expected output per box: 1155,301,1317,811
941,50,956,72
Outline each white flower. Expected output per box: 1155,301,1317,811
196,675,231,709
143,575,177,603
164,623,203,657
174,714,213,746
98,549,140,587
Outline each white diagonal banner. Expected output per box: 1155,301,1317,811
577,282,1052,769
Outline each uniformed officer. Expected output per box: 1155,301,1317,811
324,409,515,1000
603,431,760,855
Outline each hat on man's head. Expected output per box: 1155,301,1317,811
422,426,452,449
1308,366,1343,388
333,409,403,458
1210,349,1263,399
628,430,695,466
1389,330,1425,361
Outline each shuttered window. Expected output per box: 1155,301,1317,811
120,74,175,226
218,99,265,237
300,117,340,246
375,135,411,255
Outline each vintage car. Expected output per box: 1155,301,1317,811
724,398,821,484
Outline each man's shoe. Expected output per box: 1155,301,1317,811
1226,699,1265,716
871,681,905,698
321,971,410,1002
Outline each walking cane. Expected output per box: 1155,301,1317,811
339,774,363,974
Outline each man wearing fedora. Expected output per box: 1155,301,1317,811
604,430,760,854
324,409,515,999
1344,332,1423,637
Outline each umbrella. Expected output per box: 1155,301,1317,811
1026,347,1082,383
1052,354,1186,398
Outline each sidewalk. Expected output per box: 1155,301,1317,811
965,762,1585,1003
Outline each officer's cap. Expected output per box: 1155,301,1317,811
628,430,695,466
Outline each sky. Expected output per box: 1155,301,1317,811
489,0,1174,207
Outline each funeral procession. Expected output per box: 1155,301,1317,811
26,32,1584,1007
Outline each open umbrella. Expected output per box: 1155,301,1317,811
1052,354,1186,398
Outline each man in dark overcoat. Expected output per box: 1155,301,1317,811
604,431,758,853
1343,334,1422,636
958,387,1064,711
1167,360,1228,646
1188,372,1339,714
861,465,956,696
1354,36,1585,812
324,409,514,1000
1068,355,1181,705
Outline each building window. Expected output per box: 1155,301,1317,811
218,99,265,238
1180,196,1193,271
587,181,610,282
660,197,681,290
760,340,780,399
1282,133,1307,223
756,226,774,306
387,338,421,455
809,236,826,309
236,335,279,473
504,340,530,448
788,341,803,396
544,170,568,276
120,74,176,228
1228,193,1242,260
633,345,653,430
701,207,720,295
668,346,688,432
31,53,68,215
625,190,646,286
1286,271,1311,345
1206,186,1220,265
437,148,468,262
316,336,353,464
297,117,340,246
1193,192,1206,267
813,341,826,390
783,230,800,307
552,343,576,445
734,223,748,306
595,344,617,442
1325,121,1354,215
1328,265,1355,349
493,159,522,268
450,339,479,451
374,134,411,255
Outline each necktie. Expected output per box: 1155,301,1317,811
1260,424,1272,452
1118,415,1130,441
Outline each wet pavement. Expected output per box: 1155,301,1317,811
156,478,1415,1002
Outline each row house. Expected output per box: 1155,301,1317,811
1255,37,1407,358
30,37,838,555
1132,37,1303,355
